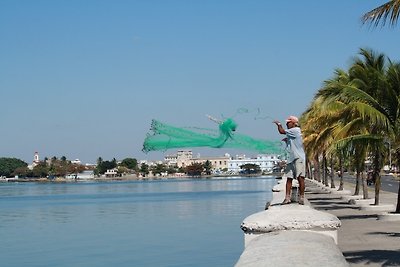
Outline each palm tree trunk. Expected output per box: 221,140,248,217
324,155,329,187
373,151,381,206
374,174,381,205
362,171,369,199
395,152,400,213
330,155,335,188
354,171,361,195
314,155,321,182
396,179,400,213
338,154,344,191
322,157,326,185
306,159,312,179
322,153,329,186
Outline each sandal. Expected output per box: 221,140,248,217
299,196,305,205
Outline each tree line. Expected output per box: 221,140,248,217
0,156,141,178
1,156,262,178
0,157,88,178
137,160,218,177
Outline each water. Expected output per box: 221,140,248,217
0,177,276,267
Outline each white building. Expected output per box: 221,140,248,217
71,159,81,165
176,150,193,168
227,154,280,174
164,150,230,172
162,150,282,174
105,168,118,177
28,151,40,170
164,154,178,166
65,170,95,180
190,153,230,172
163,150,194,168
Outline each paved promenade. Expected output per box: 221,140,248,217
306,180,400,266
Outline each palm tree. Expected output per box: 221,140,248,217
203,160,212,175
302,96,333,184
362,0,400,27
328,49,393,203
301,99,322,182
385,61,400,212
348,48,394,205
304,48,400,209
303,69,360,192
361,1,400,210
304,49,394,204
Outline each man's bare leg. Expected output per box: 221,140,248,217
282,178,293,204
298,176,305,205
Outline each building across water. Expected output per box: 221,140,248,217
164,150,282,175
228,154,280,174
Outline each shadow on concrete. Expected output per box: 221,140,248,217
338,214,377,220
343,249,400,266
309,199,361,211
316,205,360,211
309,200,354,206
307,197,343,201
305,191,330,194
367,231,400,238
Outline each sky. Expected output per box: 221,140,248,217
1,0,399,164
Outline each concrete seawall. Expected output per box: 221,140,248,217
235,177,349,267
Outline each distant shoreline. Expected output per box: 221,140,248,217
1,173,282,183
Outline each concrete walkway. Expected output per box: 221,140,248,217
306,180,400,267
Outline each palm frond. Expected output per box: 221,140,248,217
346,101,391,131
362,0,400,27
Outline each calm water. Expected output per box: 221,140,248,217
0,177,276,267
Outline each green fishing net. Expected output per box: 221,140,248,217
142,118,282,154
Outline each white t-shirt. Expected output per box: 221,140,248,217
285,127,305,163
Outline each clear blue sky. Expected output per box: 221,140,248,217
1,0,399,164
